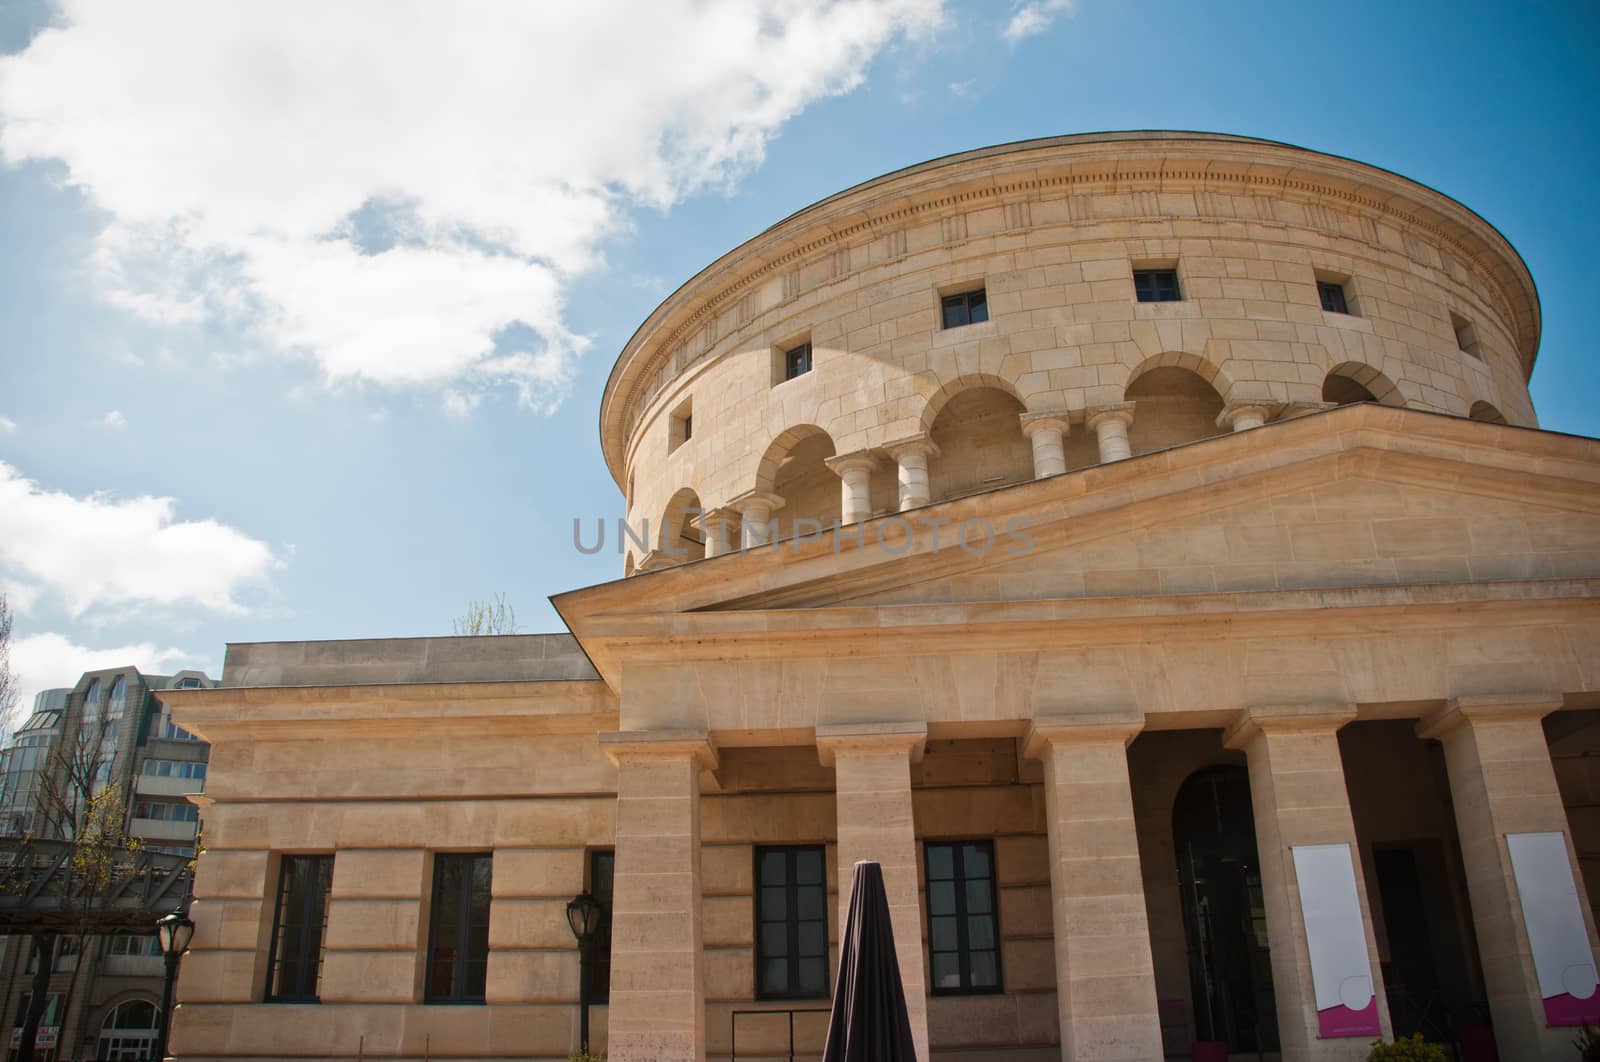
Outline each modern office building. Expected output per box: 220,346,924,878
165,133,1599,1061
0,667,214,1060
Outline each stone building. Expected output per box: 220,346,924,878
163,132,1600,1061
0,667,214,1059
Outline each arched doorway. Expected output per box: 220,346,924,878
97,998,160,1060
1173,766,1279,1054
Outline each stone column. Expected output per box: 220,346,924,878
1217,402,1275,432
883,434,939,511
599,730,718,1062
825,450,879,524
1417,694,1598,1062
1023,712,1163,1061
817,722,930,1061
1020,412,1072,479
727,489,783,549
1086,403,1136,463
700,507,739,558
1223,704,1390,1061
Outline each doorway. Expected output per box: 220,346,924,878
1173,765,1280,1055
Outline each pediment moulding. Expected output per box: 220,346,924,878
602,132,1540,485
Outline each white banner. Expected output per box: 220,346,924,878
1506,831,1600,1026
1291,843,1380,1038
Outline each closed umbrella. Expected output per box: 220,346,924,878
823,860,918,1061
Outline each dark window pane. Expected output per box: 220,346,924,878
962,844,990,879
932,951,961,989
1318,281,1349,314
931,915,958,952
926,845,954,880
941,296,965,329
1134,269,1181,302
929,880,956,915
970,950,999,988
941,289,988,329
968,915,994,950
965,879,993,915
755,845,829,1000
967,290,989,323
924,840,1001,995
266,854,333,1003
784,342,812,380
427,853,493,1003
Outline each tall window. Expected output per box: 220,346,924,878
940,288,989,329
97,999,160,1061
755,845,828,999
925,840,1000,994
784,341,813,381
265,854,333,1002
589,850,614,1003
1317,280,1350,315
426,853,493,1003
1133,268,1182,302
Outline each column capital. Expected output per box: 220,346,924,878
1018,410,1072,438
725,488,785,514
1216,401,1276,431
1022,710,1145,757
1416,691,1564,741
815,721,926,765
599,728,719,769
634,548,672,572
1279,400,1338,420
1085,402,1136,430
824,449,880,477
1223,702,1357,748
881,432,940,461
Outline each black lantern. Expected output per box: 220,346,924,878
154,911,194,1061
566,893,603,1053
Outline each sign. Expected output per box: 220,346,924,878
1506,831,1600,1026
1291,843,1381,1038
9,1026,58,1048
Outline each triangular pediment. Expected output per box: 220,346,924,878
550,405,1600,685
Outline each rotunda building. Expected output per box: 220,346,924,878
165,134,1599,1062
606,132,1540,574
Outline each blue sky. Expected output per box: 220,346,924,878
0,0,1595,711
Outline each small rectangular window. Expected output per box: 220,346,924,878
669,398,694,452
925,840,1001,995
755,845,829,1000
589,850,614,1003
1317,280,1350,315
1451,312,1482,360
426,853,493,1003
1133,269,1182,303
784,341,813,381
265,854,334,1002
940,288,989,329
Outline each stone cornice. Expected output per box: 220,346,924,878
600,132,1542,487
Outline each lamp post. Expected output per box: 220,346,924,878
565,892,602,1055
154,911,194,1061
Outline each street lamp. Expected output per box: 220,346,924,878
154,911,194,1061
566,892,603,1054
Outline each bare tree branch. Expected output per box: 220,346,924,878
452,592,520,636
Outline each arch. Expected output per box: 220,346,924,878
1323,362,1402,406
657,487,705,562
1124,365,1225,456
1468,399,1508,425
1122,352,1236,406
1172,765,1278,1053
918,373,1026,434
928,386,1031,502
759,426,841,540
98,997,160,1060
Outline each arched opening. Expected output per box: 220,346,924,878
927,387,1031,501
657,488,705,563
759,426,842,540
1173,765,1279,1054
1125,367,1226,456
1323,362,1401,407
1468,400,1508,425
98,998,160,1060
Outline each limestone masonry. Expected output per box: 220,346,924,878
163,133,1599,1062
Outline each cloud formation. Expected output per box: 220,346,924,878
1004,0,1073,43
102,409,126,430
0,461,280,620
0,416,14,434
8,631,205,723
0,1,943,413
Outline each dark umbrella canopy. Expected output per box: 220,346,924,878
823,860,918,1062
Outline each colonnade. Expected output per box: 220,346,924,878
696,398,1328,558
599,695,1597,1062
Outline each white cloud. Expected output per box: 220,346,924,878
0,0,944,414
0,416,14,434
8,631,206,723
1003,0,1073,43
0,461,280,620
101,409,126,430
